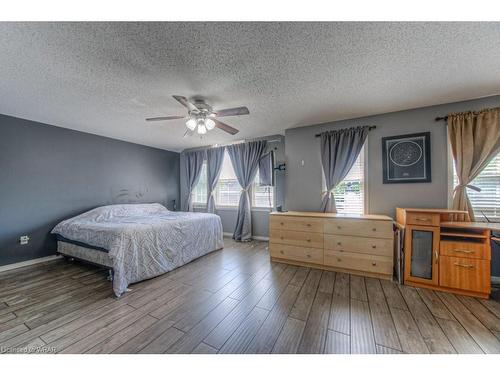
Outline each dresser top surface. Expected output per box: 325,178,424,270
396,207,469,214
269,211,393,221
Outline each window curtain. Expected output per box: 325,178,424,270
206,147,225,214
227,140,267,241
320,126,369,213
448,108,500,221
183,150,206,212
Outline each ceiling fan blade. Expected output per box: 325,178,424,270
183,129,194,138
215,106,250,117
145,116,185,122
172,95,198,111
214,119,239,135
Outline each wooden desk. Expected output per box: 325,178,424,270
397,208,493,299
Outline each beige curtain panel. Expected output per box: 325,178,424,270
448,107,500,220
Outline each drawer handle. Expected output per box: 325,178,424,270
306,254,311,258
454,263,474,269
453,249,474,254
307,223,311,227
372,245,377,249
280,222,284,226
372,228,377,232
339,249,344,252
337,258,342,262
372,262,377,266
337,226,341,229
280,250,284,254
337,242,342,245
306,239,311,242
415,217,429,221
280,236,284,240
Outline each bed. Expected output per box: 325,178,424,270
51,203,224,297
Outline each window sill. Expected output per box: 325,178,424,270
216,206,273,212
192,205,274,212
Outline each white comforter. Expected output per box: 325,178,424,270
51,203,224,296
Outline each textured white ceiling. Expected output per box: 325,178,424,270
1,22,500,152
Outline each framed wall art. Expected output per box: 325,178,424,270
382,132,431,183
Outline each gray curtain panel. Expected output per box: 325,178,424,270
320,126,369,213
258,151,274,186
183,150,206,212
206,147,225,214
227,140,267,241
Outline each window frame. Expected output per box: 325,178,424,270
321,144,368,215
447,141,500,221
191,150,275,211
191,160,208,209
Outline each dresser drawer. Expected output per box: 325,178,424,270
324,218,393,239
406,212,440,226
439,255,490,293
270,216,323,233
270,229,323,249
324,250,393,275
269,243,323,264
324,234,393,256
440,241,489,260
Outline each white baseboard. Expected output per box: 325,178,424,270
0,255,61,273
252,236,269,241
223,232,269,241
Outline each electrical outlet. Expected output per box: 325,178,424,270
20,235,30,245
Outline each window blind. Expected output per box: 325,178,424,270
454,152,500,220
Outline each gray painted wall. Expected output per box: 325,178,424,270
0,114,180,266
181,135,285,238
285,94,500,217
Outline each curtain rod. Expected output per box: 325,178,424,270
314,125,376,138
435,116,448,122
182,137,282,153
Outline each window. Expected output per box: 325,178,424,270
191,161,207,206
323,146,366,215
452,152,500,220
252,169,274,208
191,149,275,209
214,150,240,207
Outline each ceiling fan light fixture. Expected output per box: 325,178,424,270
186,118,197,131
205,118,215,130
197,124,207,134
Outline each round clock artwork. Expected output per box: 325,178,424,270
389,140,423,167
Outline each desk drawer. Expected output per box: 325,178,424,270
270,216,323,233
440,241,489,260
324,218,393,239
439,255,490,293
324,234,393,256
406,212,440,226
324,250,393,275
270,229,323,249
269,243,323,264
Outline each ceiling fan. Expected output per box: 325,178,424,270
146,95,249,136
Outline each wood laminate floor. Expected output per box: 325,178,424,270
1,240,500,354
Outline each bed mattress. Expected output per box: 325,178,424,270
52,203,224,296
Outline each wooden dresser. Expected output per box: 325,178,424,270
269,211,394,280
396,208,496,299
